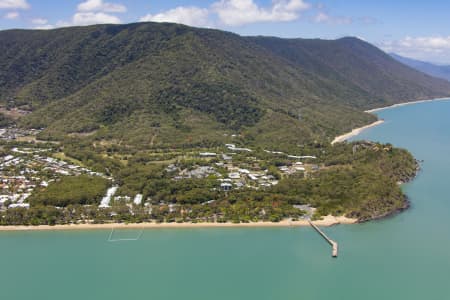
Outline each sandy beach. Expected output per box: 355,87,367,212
332,97,450,144
332,120,384,144
365,97,450,113
0,215,357,231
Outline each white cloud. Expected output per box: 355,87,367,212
313,12,328,23
47,14,122,28
140,6,210,27
4,11,18,19
313,12,352,25
72,12,122,26
34,24,54,30
139,0,313,28
380,36,450,64
0,0,29,9
77,0,126,13
52,0,124,28
212,0,310,26
35,1,124,29
31,18,48,25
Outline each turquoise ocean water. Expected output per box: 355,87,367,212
1,100,450,299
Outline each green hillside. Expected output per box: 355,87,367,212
251,36,450,108
0,22,438,223
1,22,449,150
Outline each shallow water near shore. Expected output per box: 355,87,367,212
2,99,450,299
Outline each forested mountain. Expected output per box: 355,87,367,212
390,53,450,82
252,37,450,107
1,22,449,149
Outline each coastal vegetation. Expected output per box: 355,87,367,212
0,139,417,225
0,22,434,226
28,175,109,207
0,22,449,150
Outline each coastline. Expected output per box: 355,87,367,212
365,96,450,113
3,98,442,233
0,215,357,232
332,120,384,144
332,96,450,144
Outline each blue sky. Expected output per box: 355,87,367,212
1,0,450,64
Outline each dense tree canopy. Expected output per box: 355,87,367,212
28,175,110,207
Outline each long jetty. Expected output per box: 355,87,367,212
308,220,338,257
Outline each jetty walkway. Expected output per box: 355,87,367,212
308,220,338,257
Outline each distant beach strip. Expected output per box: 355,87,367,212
332,120,384,144
0,215,357,232
365,97,450,113
332,97,450,144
